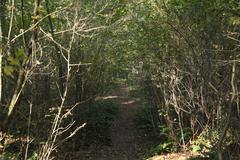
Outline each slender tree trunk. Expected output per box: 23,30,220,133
0,0,3,149
0,0,3,106
21,0,27,49
217,60,237,160
45,0,64,95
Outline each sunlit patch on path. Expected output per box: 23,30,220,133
95,95,119,100
121,100,136,105
147,152,202,160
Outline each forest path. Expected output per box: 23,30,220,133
97,86,142,160
66,86,155,160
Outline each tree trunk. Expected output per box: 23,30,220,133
45,0,64,96
0,0,4,150
217,60,237,160
0,0,4,107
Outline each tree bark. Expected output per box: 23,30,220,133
217,60,237,160
0,0,4,107
45,0,64,96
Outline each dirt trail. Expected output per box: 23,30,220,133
97,87,140,160
66,87,153,160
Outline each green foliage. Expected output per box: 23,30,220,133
154,125,177,154
136,104,176,154
3,66,14,78
181,128,192,143
15,48,26,61
190,129,217,158
150,142,173,155
0,153,19,160
7,57,20,66
191,145,201,153
3,48,26,78
27,152,38,160
0,153,20,160
0,152,38,160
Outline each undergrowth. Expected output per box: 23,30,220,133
64,99,120,152
1,99,119,159
135,103,176,156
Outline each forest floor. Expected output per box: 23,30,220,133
62,86,200,160
63,86,155,160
